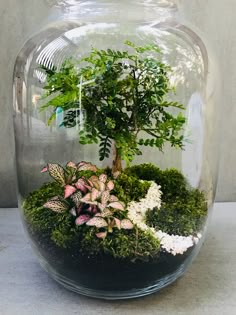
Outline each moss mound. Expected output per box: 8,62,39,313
23,182,76,248
125,164,207,236
125,164,188,201
23,163,207,260
113,172,151,204
23,180,160,260
79,226,160,260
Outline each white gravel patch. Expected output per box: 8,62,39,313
127,181,162,230
127,181,202,256
155,230,202,256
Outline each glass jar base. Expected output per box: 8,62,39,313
37,252,193,300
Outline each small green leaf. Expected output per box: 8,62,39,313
47,112,56,126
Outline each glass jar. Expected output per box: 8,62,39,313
13,0,220,299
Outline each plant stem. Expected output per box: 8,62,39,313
112,143,122,174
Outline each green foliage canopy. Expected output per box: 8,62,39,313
41,41,186,166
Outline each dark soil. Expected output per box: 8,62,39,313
26,221,196,292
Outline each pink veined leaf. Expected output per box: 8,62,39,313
91,180,100,190
85,184,93,191
48,163,66,185
114,217,121,229
71,191,83,207
101,190,110,206
89,175,99,183
41,166,48,173
77,161,86,167
96,232,107,239
75,178,88,193
66,161,77,169
95,213,102,217
87,205,98,213
80,194,98,206
78,162,98,172
121,219,134,230
43,199,68,213
70,207,77,217
86,163,98,172
80,193,91,203
78,178,88,185
101,208,112,218
109,195,119,202
86,217,108,228
99,174,107,183
109,202,125,211
92,205,98,214
64,185,77,199
75,214,91,226
97,202,106,211
87,206,93,213
87,180,94,188
98,181,106,192
106,180,114,191
89,177,103,191
91,188,100,201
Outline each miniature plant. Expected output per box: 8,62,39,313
40,41,186,173
22,40,207,262
23,163,207,258
41,161,133,238
23,180,161,259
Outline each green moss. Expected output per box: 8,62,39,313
125,164,188,201
23,182,78,248
126,164,207,235
23,181,160,260
77,169,104,179
23,163,207,259
51,226,75,249
113,172,151,204
146,189,207,236
23,182,63,232
80,226,160,261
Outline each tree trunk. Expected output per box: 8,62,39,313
112,145,122,175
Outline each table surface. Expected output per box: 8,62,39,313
0,203,235,315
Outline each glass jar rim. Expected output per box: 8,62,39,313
45,0,178,22
46,0,178,10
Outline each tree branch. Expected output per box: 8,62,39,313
144,130,160,139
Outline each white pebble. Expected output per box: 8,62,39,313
127,181,202,256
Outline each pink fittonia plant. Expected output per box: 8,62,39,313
42,161,133,238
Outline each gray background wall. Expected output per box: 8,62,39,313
0,0,234,207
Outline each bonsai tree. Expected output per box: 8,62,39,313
41,41,186,174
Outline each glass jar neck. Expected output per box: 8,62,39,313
47,0,178,23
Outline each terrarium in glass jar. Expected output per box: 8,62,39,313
13,0,219,299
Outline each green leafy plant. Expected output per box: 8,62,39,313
40,41,186,173
23,180,160,259
40,161,133,239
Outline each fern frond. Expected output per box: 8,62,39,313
99,137,112,161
